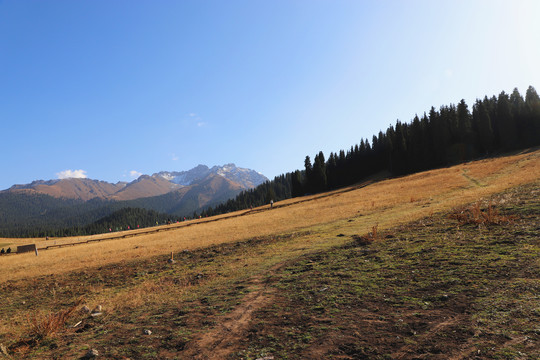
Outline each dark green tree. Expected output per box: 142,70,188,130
525,85,540,145
312,151,327,192
291,170,304,197
474,99,495,154
304,156,313,193
496,91,517,150
265,185,276,204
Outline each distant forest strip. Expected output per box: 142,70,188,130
0,200,176,238
202,86,540,216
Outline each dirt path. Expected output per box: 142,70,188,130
391,314,467,359
181,265,282,359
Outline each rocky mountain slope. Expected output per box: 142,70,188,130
4,164,267,202
154,163,267,189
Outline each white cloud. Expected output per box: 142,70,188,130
56,169,88,179
184,112,208,128
129,170,143,178
171,153,179,161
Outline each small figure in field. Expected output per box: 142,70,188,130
0,248,4,255
6,247,11,254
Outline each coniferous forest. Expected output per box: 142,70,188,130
202,86,540,216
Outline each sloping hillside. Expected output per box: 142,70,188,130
111,175,179,201
0,151,538,359
8,178,124,200
166,174,245,215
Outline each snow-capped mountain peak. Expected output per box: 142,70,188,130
154,164,267,188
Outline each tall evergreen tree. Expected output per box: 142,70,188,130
457,99,475,159
312,151,327,192
457,100,472,139
525,85,540,145
291,170,304,197
429,107,444,165
326,153,338,190
391,121,408,174
304,156,313,194
496,91,517,150
509,88,527,144
474,99,495,154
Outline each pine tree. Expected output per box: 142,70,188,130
391,121,408,174
312,151,327,192
304,156,313,194
265,186,276,204
496,91,517,150
326,153,338,190
474,99,495,154
457,99,475,159
525,86,540,145
430,106,448,165
291,170,303,197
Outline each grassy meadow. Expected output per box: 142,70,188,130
0,149,539,359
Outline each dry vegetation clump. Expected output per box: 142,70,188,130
449,202,516,226
26,299,82,343
352,224,378,245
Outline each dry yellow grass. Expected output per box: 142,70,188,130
1,149,538,284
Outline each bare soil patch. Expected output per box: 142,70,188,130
181,263,284,359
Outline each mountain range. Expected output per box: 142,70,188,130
5,164,267,201
0,164,268,237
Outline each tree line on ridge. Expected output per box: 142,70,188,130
202,86,540,216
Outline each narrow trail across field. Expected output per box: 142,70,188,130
391,314,468,359
181,263,284,359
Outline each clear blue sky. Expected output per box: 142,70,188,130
1,0,539,190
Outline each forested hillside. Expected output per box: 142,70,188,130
0,190,208,238
0,192,113,237
203,86,540,216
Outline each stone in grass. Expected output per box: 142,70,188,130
92,305,102,313
143,329,152,335
85,348,99,358
81,305,91,314
0,343,9,356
